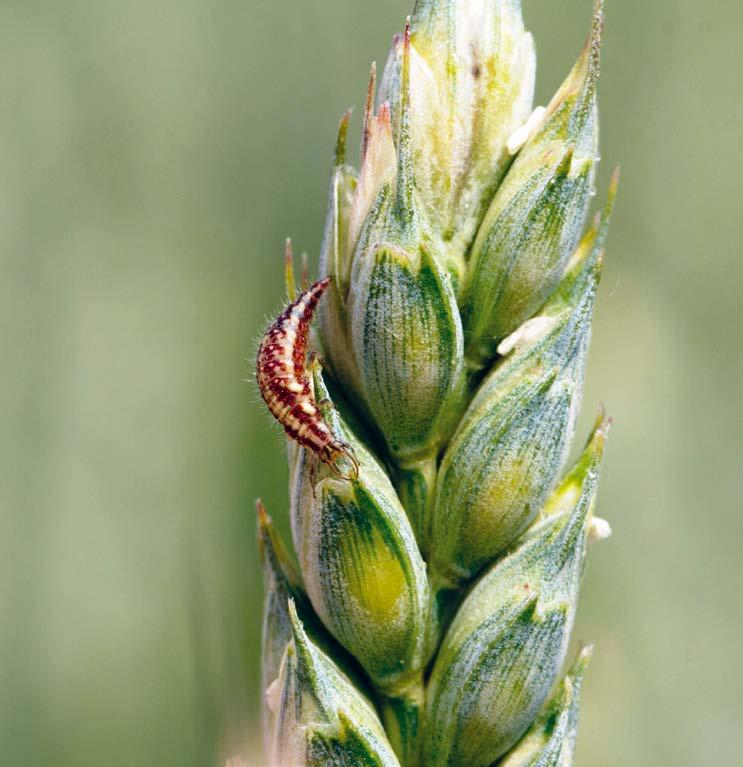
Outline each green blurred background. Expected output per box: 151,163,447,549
2,0,741,764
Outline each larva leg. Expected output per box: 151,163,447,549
323,442,360,482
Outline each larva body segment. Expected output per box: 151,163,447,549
257,277,358,479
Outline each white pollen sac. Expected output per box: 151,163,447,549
300,401,315,415
287,381,304,394
497,315,559,356
506,105,547,155
264,677,281,715
589,517,612,544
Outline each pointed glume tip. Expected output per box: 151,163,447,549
256,498,270,526
589,0,604,71
361,62,378,161
596,415,613,440
284,239,296,300
300,252,309,291
335,109,353,166
588,406,612,444
401,17,412,95
287,598,308,646
366,61,377,110
284,238,293,265
578,643,595,662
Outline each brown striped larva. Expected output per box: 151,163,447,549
256,277,358,480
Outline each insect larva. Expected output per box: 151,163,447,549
256,276,359,480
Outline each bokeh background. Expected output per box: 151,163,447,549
2,0,741,765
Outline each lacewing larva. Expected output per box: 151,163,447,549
256,276,359,480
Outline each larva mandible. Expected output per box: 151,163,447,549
256,276,359,480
